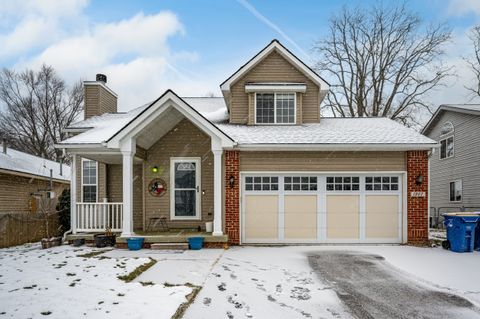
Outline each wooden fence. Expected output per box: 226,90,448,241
0,212,60,248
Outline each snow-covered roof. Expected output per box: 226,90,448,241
0,147,70,182
216,118,436,147
60,96,435,150
61,97,229,145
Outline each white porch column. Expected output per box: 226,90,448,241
121,138,136,237
212,148,223,236
70,154,77,234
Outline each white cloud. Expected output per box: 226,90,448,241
447,0,480,16
0,0,89,58
8,7,221,110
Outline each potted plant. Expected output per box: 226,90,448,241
94,227,116,248
39,197,62,249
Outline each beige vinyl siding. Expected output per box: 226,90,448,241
230,50,320,124
106,164,143,231
143,119,214,229
0,172,67,213
240,151,406,171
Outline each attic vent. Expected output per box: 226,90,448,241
96,73,107,83
441,121,454,135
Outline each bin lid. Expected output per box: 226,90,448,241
442,212,480,216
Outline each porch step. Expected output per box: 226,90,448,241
151,243,189,250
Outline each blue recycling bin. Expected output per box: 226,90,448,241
443,214,480,253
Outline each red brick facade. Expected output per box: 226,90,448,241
225,150,240,245
406,150,429,244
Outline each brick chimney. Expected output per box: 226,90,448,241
84,74,117,119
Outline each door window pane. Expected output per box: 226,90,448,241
175,190,196,216
174,162,196,188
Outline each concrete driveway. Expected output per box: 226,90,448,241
309,251,480,319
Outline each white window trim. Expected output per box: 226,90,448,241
449,179,462,203
80,158,98,203
254,92,297,125
170,157,201,220
439,135,454,160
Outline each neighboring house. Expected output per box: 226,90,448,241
57,40,436,245
0,144,70,213
422,104,480,219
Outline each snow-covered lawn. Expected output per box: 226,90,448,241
2,243,479,319
0,243,191,319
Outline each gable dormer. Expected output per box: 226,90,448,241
220,40,329,125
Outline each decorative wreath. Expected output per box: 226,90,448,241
148,178,167,197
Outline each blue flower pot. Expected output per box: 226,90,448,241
188,237,204,250
126,237,144,250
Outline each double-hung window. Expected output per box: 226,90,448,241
82,159,97,202
256,93,295,124
440,136,454,159
449,180,462,202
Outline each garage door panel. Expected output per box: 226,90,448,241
284,195,317,239
327,195,360,239
366,195,399,239
244,195,278,239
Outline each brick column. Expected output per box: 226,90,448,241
407,150,429,245
225,150,240,245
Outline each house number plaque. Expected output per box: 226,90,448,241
410,191,426,198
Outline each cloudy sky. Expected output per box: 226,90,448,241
1,0,480,113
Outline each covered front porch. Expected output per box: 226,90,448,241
65,92,234,241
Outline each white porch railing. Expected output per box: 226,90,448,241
75,202,123,232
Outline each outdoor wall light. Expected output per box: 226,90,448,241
415,175,423,185
151,166,159,174
229,175,235,189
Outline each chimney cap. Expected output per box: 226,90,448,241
96,74,107,83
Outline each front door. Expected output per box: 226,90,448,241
170,158,201,220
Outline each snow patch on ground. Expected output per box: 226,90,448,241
0,243,191,319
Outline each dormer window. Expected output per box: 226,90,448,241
255,92,295,124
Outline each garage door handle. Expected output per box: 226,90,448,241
196,186,199,192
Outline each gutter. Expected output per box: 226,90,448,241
236,143,439,152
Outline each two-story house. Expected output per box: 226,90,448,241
57,40,436,246
422,104,480,224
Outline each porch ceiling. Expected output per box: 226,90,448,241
133,106,185,150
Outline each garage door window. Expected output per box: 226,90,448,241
284,176,317,191
326,176,360,191
365,176,399,191
245,176,278,191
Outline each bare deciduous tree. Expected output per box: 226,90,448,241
0,65,83,161
313,3,452,127
465,26,480,98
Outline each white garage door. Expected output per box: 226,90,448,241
241,174,403,244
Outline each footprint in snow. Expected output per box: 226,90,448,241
226,311,234,319
275,284,282,294
218,282,227,291
290,287,311,300
230,273,237,280
203,297,212,306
